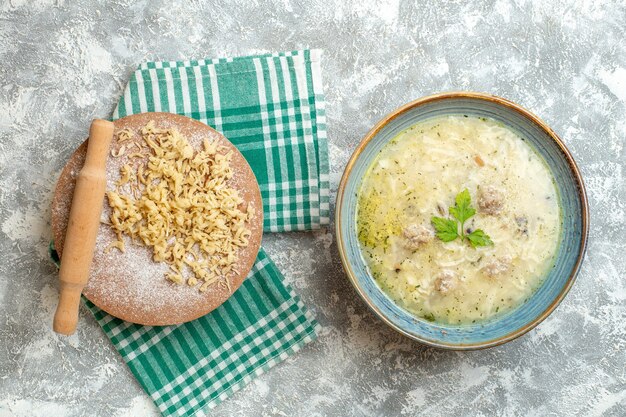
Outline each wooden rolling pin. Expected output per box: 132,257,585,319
53,119,114,335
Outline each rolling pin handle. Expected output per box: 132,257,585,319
52,282,82,335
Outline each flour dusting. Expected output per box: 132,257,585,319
1,0,625,416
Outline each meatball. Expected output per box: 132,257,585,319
482,256,512,277
434,270,457,294
402,224,434,250
478,185,504,215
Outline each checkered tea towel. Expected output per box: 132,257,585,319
114,49,330,232
84,249,317,416
60,50,327,416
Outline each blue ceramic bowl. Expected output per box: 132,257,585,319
336,92,589,350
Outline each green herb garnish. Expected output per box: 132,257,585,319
423,312,436,322
431,189,493,248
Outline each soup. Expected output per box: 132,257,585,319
356,115,561,325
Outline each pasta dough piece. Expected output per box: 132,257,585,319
107,121,254,293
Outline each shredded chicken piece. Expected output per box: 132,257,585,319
106,121,254,292
515,216,529,236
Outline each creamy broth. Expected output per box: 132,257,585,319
357,115,561,324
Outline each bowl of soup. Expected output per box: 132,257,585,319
336,92,588,349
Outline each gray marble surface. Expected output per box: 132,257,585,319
1,0,625,416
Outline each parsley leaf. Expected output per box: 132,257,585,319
430,189,493,248
449,189,476,224
431,216,459,242
466,229,493,248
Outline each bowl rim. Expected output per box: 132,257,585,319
335,91,590,350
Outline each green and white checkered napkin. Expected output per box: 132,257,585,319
81,50,326,416
113,49,329,231
84,250,317,416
